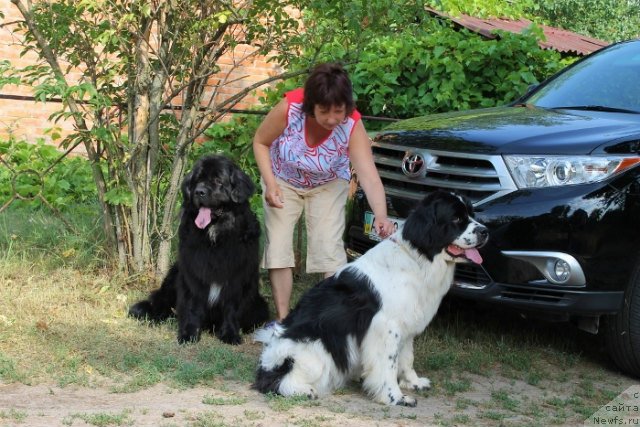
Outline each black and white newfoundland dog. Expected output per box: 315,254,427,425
253,191,488,406
129,155,269,345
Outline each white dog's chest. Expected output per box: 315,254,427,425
208,283,222,306
371,258,454,334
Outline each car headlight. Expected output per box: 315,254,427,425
503,155,640,188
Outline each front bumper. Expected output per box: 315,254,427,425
451,262,623,318
346,222,625,319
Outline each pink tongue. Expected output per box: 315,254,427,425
195,207,212,229
447,245,483,264
464,248,483,264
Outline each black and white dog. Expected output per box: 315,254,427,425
253,191,488,406
129,155,269,345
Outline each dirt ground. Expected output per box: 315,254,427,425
2,369,634,427
0,377,506,427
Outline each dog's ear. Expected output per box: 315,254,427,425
402,192,451,260
229,167,255,203
458,193,474,216
181,168,195,205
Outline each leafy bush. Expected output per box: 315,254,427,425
529,0,640,43
0,139,106,268
0,138,97,211
349,23,567,121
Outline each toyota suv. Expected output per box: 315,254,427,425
345,39,640,376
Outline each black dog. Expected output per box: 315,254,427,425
129,155,269,345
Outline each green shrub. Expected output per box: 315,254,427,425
350,24,567,121
0,138,96,211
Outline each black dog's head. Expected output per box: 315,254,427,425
182,155,255,229
402,191,488,262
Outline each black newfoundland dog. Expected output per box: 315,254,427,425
129,155,269,345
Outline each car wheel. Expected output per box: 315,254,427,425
605,262,640,377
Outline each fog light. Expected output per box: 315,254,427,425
502,251,586,287
551,259,571,283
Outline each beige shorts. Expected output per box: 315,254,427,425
261,178,349,273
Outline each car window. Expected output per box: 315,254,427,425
527,42,640,112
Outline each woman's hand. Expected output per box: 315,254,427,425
264,183,284,208
374,217,395,238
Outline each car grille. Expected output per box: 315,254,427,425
453,264,573,305
498,286,571,305
372,141,517,205
454,263,493,289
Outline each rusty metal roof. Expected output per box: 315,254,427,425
427,8,609,56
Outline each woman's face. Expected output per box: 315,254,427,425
312,104,347,131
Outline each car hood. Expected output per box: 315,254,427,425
377,106,640,155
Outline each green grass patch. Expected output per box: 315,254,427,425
186,411,228,427
63,410,132,426
0,258,258,390
0,352,26,383
0,207,108,270
265,393,320,412
0,408,27,423
441,377,472,396
491,389,520,411
202,395,248,405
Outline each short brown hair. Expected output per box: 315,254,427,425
302,62,355,116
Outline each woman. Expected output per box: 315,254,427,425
253,62,394,322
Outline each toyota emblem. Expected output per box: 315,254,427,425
402,152,427,178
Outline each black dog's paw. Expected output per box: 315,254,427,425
178,326,201,344
217,331,242,345
128,301,152,319
178,334,200,345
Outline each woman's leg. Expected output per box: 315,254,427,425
261,178,303,321
305,179,350,275
269,267,293,321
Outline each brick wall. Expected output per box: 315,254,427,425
0,0,282,145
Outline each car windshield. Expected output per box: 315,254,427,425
526,41,640,113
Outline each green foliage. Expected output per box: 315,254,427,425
529,0,640,43
429,0,537,19
0,60,20,89
0,138,97,211
428,0,640,43
273,3,569,126
349,24,564,120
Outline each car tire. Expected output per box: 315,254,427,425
605,261,640,377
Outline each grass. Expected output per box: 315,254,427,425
202,395,248,406
0,261,258,391
0,205,108,270
0,408,27,423
265,393,321,412
62,410,132,426
0,206,635,426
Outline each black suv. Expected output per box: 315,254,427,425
345,39,640,376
